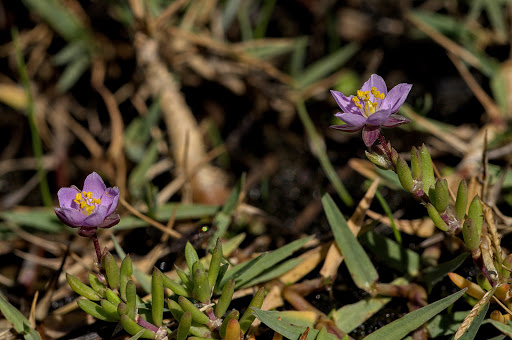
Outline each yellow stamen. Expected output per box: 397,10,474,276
85,192,92,199
380,93,385,100
80,201,87,209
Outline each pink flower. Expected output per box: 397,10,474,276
55,172,120,237
330,74,412,147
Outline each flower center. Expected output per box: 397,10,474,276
352,87,386,118
74,191,101,215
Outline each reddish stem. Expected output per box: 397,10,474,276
91,233,102,265
137,317,160,333
378,132,392,161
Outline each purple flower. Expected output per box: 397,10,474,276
330,74,412,147
55,172,120,237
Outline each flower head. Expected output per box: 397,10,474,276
330,74,412,147
55,172,120,237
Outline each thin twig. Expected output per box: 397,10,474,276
120,196,182,239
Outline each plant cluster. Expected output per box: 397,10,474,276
67,238,264,340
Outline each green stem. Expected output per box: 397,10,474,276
295,99,353,206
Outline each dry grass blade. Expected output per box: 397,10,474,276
447,53,502,123
135,33,230,205
406,12,484,71
454,287,495,339
400,105,468,154
119,196,182,239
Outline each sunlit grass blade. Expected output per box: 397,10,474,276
363,288,467,340
322,193,377,291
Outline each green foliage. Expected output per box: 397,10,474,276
0,294,41,340
67,238,269,339
363,289,467,340
322,193,378,291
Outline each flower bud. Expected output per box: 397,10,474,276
410,147,422,181
419,144,435,194
396,156,414,192
365,150,392,170
426,203,449,232
454,180,468,221
434,179,449,212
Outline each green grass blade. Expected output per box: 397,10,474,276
233,236,313,288
240,257,304,288
253,0,276,39
0,295,41,339
252,308,338,340
359,231,420,276
322,193,377,291
296,100,353,206
363,288,467,340
333,297,391,333
423,252,469,292
12,28,52,207
374,190,401,244
487,320,512,337
295,43,359,89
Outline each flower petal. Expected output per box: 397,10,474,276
335,112,367,127
100,187,120,216
362,125,381,148
366,108,392,126
330,90,359,114
57,186,81,209
55,208,85,228
98,213,121,229
381,83,412,113
83,172,107,199
330,124,364,132
360,74,388,97
82,206,108,228
382,114,410,127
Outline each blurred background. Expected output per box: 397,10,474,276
1,0,512,339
